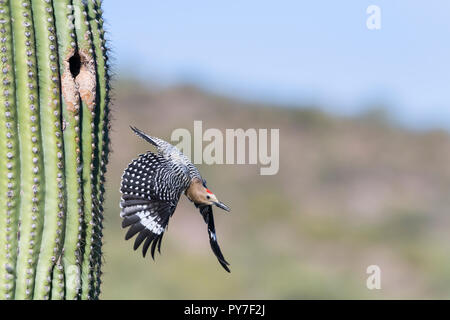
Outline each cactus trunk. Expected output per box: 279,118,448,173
0,0,109,300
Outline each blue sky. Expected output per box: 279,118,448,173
103,1,450,130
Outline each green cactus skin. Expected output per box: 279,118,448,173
12,0,45,300
72,0,97,300
0,0,20,300
50,259,64,300
31,0,65,300
0,0,109,300
53,0,83,300
87,0,110,298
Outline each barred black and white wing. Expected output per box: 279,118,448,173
120,152,190,258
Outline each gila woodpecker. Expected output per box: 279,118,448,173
120,126,231,272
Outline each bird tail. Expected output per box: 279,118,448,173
200,205,231,273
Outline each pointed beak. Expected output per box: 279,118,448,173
214,201,230,212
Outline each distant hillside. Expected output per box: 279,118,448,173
102,80,450,299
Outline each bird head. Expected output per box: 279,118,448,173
187,179,230,212
203,187,230,211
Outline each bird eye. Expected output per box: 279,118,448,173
206,195,210,199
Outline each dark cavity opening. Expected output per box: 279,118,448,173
69,51,81,78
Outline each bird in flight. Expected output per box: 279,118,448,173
119,126,231,272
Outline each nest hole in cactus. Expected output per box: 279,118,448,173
69,50,81,78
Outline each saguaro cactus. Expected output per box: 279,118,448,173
0,0,110,300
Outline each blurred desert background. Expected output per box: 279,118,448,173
100,80,450,299
99,1,450,299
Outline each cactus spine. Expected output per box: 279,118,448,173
0,0,109,300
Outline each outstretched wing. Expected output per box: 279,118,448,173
199,205,231,272
130,126,175,156
120,151,189,259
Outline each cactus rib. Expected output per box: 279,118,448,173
50,259,64,300
11,0,45,300
0,0,19,300
87,0,110,298
53,0,83,300
72,0,97,300
31,0,65,300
